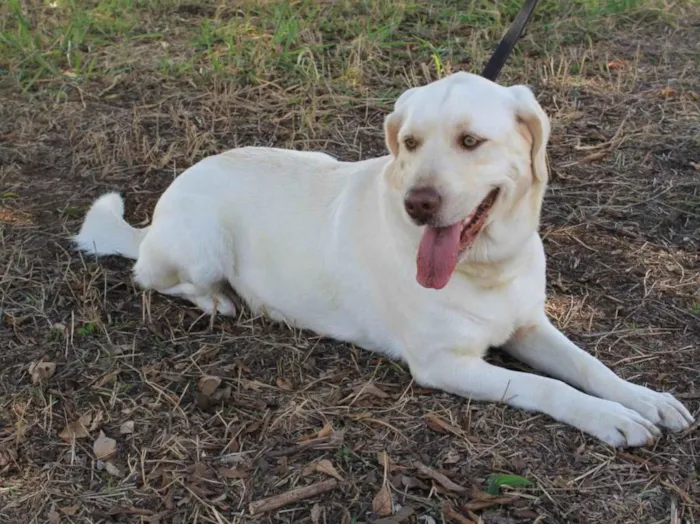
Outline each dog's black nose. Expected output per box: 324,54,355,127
404,187,442,223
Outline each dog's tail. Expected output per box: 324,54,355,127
73,192,149,260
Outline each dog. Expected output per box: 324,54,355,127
75,72,694,447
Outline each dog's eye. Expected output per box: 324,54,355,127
460,134,481,150
403,136,418,151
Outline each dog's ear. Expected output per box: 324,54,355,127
509,85,550,184
384,86,419,157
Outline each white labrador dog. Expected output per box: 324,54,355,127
75,72,693,447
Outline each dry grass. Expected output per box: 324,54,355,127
1,1,699,523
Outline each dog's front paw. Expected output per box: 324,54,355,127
617,384,694,432
579,398,661,448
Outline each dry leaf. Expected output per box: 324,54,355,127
442,504,476,524
354,383,390,399
315,459,344,481
317,422,333,438
372,484,392,516
212,385,231,401
120,420,134,434
376,451,403,472
29,361,56,384
276,377,293,391
59,413,92,442
92,372,117,389
400,475,429,490
414,461,466,493
0,448,17,468
59,504,79,516
302,462,317,477
198,375,221,396
373,506,415,524
424,413,451,434
443,448,460,464
163,487,175,510
298,422,333,442
310,504,322,524
47,509,60,524
93,431,117,459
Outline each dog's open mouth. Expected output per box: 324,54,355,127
416,188,499,290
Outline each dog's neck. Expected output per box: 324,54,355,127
378,158,545,288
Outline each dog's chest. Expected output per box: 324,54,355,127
390,272,544,360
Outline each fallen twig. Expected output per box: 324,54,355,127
248,479,340,515
265,432,343,458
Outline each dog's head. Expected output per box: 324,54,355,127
383,72,550,290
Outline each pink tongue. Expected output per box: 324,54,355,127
416,223,462,289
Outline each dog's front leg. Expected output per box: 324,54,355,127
503,312,694,434
411,353,665,447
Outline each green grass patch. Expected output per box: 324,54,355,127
1,0,695,92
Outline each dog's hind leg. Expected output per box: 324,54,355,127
157,282,237,316
132,226,237,317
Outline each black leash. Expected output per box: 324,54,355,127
481,0,540,82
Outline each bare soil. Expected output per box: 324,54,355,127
1,2,699,523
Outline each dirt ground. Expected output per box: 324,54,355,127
1,1,699,523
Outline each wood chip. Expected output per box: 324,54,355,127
310,504,322,524
276,377,294,390
89,410,104,431
198,375,221,396
104,461,123,477
47,509,60,524
29,361,56,384
120,421,135,434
